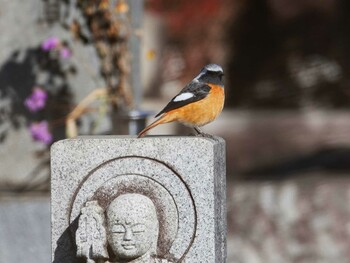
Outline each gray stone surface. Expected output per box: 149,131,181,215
0,0,50,188
0,0,105,187
51,136,226,263
76,200,109,261
105,193,167,262
227,176,350,263
0,197,50,263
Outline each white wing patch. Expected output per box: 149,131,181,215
173,92,194,102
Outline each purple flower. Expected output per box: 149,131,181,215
60,47,72,59
41,37,59,51
24,87,48,112
30,121,53,145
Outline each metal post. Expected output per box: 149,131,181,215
113,0,152,136
128,0,144,110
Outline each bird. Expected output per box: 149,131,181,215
137,63,225,138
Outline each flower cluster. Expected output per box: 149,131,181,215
23,36,75,145
41,36,72,59
24,87,52,145
29,121,53,145
41,37,59,51
24,87,48,112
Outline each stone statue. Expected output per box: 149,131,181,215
76,200,109,262
76,194,172,263
52,137,226,262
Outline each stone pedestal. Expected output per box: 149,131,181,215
51,136,226,263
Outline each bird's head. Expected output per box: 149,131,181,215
194,64,224,86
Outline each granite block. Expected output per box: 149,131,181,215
51,136,226,262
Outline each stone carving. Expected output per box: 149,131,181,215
51,137,226,262
76,201,109,261
76,194,172,263
69,163,193,261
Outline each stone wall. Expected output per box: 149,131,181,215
227,177,350,263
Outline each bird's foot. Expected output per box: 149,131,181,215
193,127,217,140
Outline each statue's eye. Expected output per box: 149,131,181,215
132,224,145,234
111,224,125,234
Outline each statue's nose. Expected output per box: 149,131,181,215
123,228,133,241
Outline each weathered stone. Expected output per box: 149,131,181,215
0,197,50,263
227,177,350,263
75,200,109,261
51,136,226,263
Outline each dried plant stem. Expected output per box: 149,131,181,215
66,88,108,137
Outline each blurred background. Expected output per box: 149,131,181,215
1,0,350,262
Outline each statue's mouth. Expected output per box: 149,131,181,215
122,244,136,250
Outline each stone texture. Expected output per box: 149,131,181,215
0,197,50,263
51,136,226,263
227,176,350,263
76,200,109,261
105,194,162,262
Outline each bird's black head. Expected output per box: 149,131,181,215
195,64,224,87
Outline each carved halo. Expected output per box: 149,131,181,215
69,156,197,262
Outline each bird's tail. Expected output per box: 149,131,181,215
137,113,174,138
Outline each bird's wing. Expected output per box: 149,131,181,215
155,81,211,117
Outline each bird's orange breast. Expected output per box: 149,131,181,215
167,84,225,126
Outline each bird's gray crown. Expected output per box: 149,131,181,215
204,64,223,73
194,63,224,86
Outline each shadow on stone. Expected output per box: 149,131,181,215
53,217,84,263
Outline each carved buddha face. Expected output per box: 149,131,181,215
106,194,159,261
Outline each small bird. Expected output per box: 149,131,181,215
138,64,225,138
